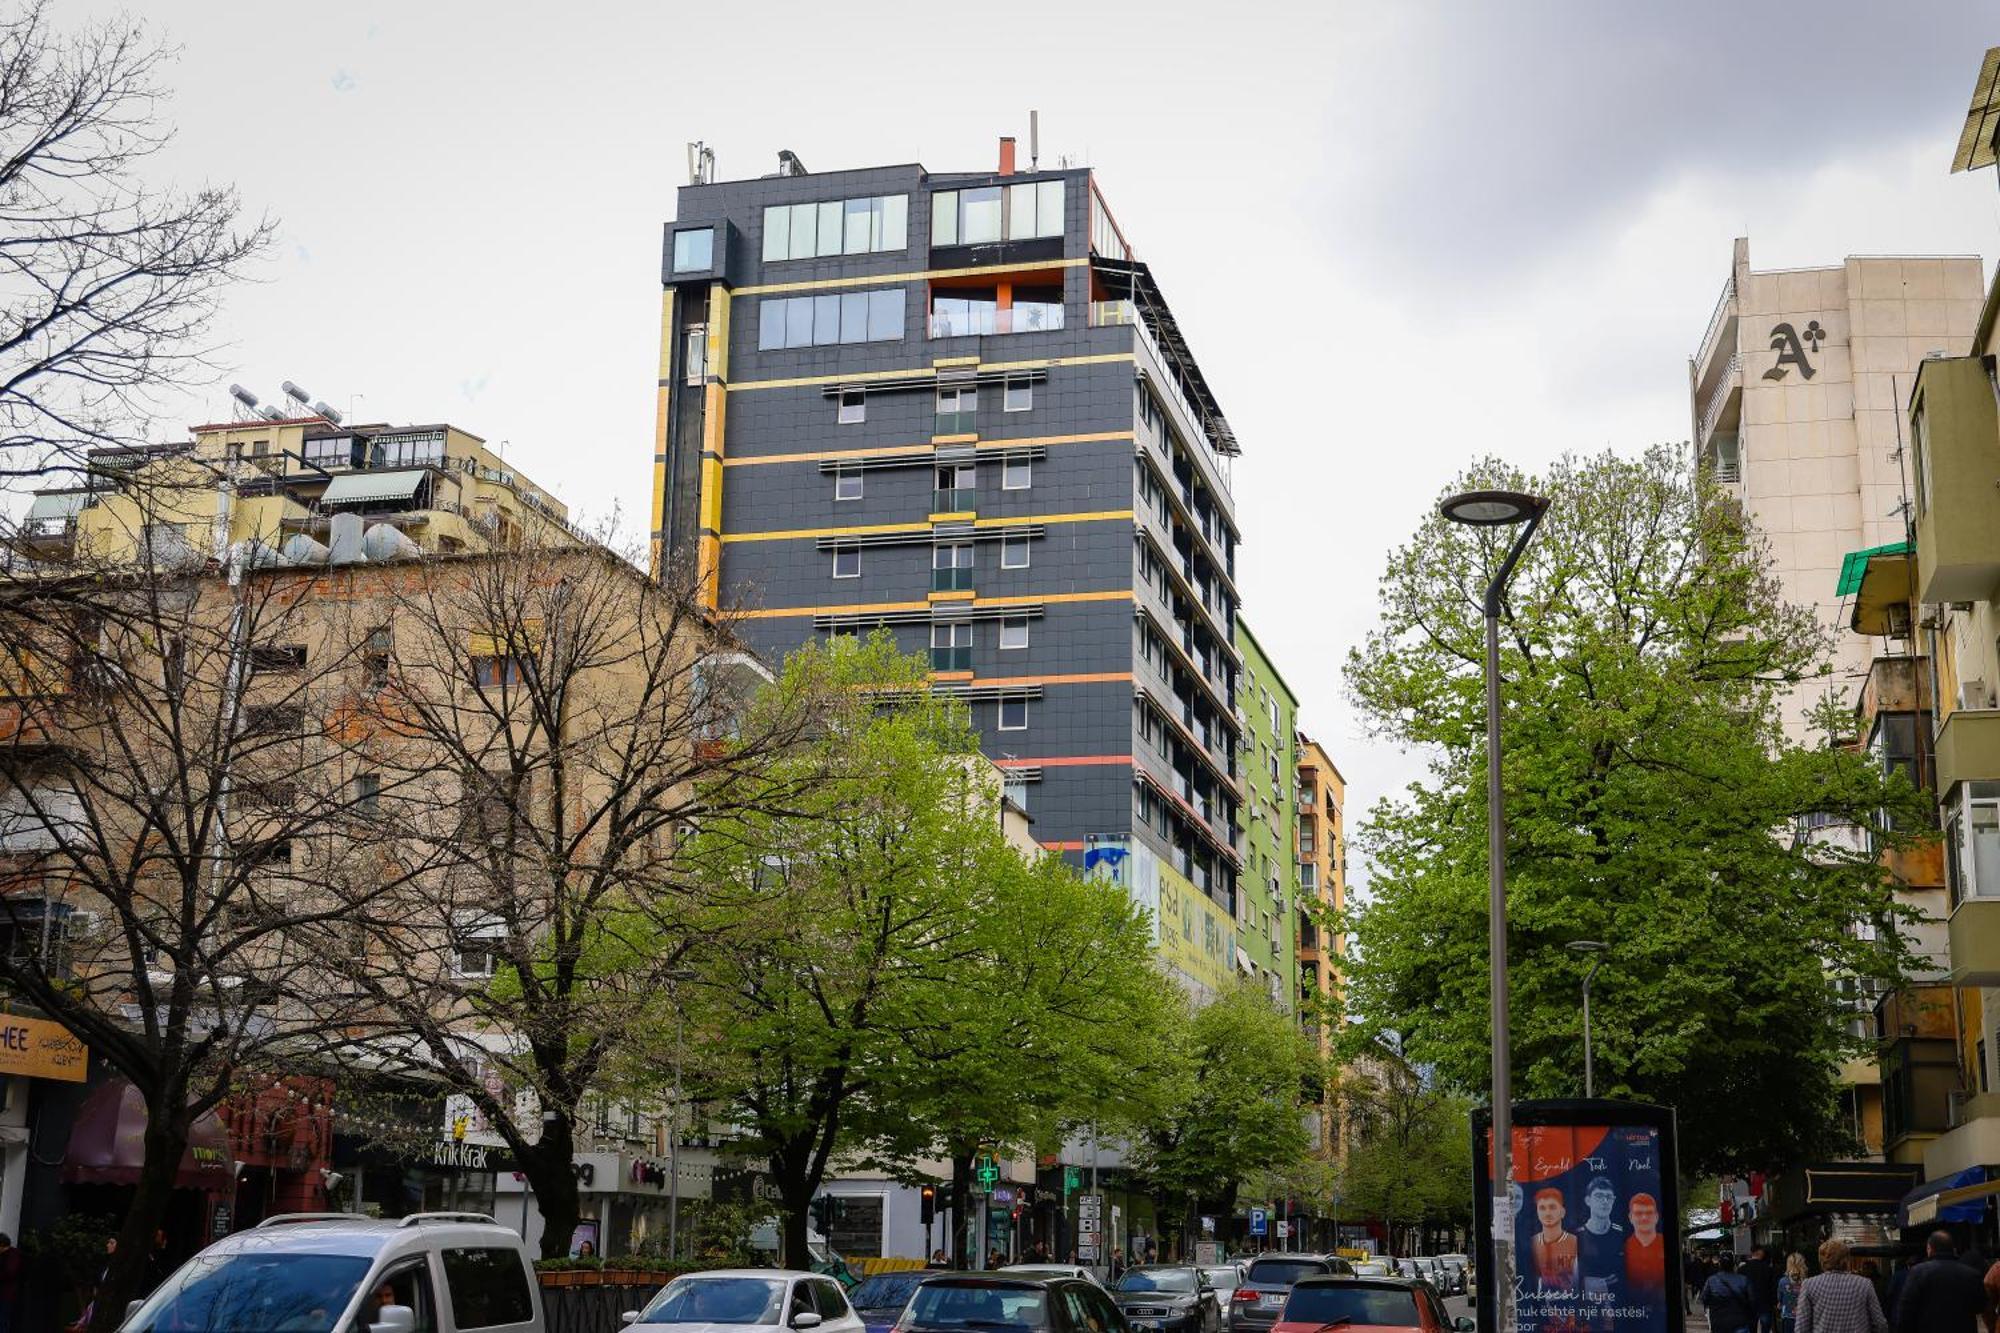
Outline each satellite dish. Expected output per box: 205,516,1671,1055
312,401,344,425
281,380,312,406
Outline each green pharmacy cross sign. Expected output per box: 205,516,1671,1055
976,1155,1000,1189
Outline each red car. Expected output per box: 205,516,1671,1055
1269,1276,1469,1333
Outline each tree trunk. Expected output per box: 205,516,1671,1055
949,1146,973,1269
89,1106,190,1333
519,1114,583,1259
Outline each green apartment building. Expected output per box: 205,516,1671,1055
1236,621,1300,1010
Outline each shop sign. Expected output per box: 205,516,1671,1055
430,1139,495,1171
0,1013,86,1082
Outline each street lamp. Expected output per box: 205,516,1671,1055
1566,940,1609,1098
662,966,698,1262
1438,486,1550,1333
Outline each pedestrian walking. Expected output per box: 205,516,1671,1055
1892,1230,1985,1333
1110,1248,1126,1280
1744,1246,1779,1333
1794,1238,1887,1333
1702,1253,1761,1333
1777,1253,1807,1333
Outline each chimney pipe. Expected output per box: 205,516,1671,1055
999,137,1016,176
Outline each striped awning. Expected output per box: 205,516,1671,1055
25,491,90,522
321,469,427,506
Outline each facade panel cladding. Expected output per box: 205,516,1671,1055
655,156,1246,963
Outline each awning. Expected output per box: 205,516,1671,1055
61,1078,234,1189
1900,1165,2000,1228
1838,542,1915,635
1836,541,1912,597
24,491,89,522
320,469,427,506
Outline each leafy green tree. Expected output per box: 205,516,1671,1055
1344,446,1930,1177
1334,1053,1472,1257
863,850,1180,1266
677,637,1039,1266
1129,981,1319,1250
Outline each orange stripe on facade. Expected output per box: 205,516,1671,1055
973,672,1131,688
723,431,1135,468
732,589,1135,620
1040,840,1087,852
995,755,1133,769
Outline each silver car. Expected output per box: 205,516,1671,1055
623,1270,868,1333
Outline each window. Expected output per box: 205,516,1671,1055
452,913,506,978
1004,378,1033,412
1003,775,1028,810
672,227,714,273
249,643,306,673
932,542,973,591
834,468,863,502
1002,457,1032,490
998,695,1028,731
472,655,529,688
363,627,392,690
763,194,908,262
936,386,977,434
811,1279,853,1319
1948,785,2000,905
1001,534,1029,569
934,462,975,509
684,324,707,386
242,704,304,737
442,1247,535,1330
931,179,1063,245
930,622,971,672
374,429,446,468
757,289,906,350
999,618,1028,650
303,435,357,468
831,545,860,579
838,390,866,424
929,288,1063,337
353,773,381,818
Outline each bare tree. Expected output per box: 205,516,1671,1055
0,1,273,479
0,542,421,1331
328,540,822,1257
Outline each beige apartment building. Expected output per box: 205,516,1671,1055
1689,239,1986,740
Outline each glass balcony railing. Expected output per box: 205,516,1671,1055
927,303,1066,338
932,488,974,512
936,412,975,436
929,647,972,672
931,568,973,592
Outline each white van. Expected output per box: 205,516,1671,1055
119,1211,543,1333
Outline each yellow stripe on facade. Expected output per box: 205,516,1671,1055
726,352,1136,394
734,589,1135,620
733,257,1087,298
723,430,1134,469
720,509,1133,544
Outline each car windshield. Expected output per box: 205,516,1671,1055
850,1273,924,1310
640,1276,788,1325
1200,1269,1238,1291
1246,1260,1326,1287
1283,1285,1418,1328
903,1283,1048,1329
124,1251,373,1333
1118,1270,1197,1294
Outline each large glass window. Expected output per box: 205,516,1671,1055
1948,785,2000,904
930,622,971,672
932,542,973,591
763,195,910,261
672,227,714,273
759,289,906,350
932,180,1064,246
929,287,1063,337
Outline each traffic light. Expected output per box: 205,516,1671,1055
920,1186,937,1225
811,1195,844,1232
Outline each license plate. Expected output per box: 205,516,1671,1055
1259,1296,1283,1309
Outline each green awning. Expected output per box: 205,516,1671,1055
320,469,426,506
1836,541,1912,597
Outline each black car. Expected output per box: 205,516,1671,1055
1229,1255,1354,1333
850,1271,928,1333
896,1274,1128,1333
1112,1266,1220,1333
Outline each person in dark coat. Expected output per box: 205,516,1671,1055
1894,1230,1986,1333
1742,1246,1779,1333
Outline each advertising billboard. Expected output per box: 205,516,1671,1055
1472,1100,1682,1333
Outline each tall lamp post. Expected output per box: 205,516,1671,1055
1438,487,1550,1333
661,966,698,1261
1567,940,1609,1098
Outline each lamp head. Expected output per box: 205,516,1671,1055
1439,489,1548,527
1566,939,1609,956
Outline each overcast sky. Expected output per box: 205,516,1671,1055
70,0,2000,887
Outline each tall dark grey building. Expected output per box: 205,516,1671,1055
653,141,1246,989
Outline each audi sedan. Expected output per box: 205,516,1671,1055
1111,1267,1219,1333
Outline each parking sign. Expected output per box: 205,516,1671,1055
1248,1207,1267,1236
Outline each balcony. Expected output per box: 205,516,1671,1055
930,647,971,673
928,302,1065,339
1692,277,1738,394
1952,896,2000,985
1912,356,2000,604
931,568,973,593
1937,708,2000,797
933,488,975,513
1696,355,1742,448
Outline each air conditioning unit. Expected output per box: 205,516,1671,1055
1961,680,1994,712
1882,603,1913,640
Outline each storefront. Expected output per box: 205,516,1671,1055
331,1131,501,1221
0,1011,86,1237
497,1149,709,1257
220,1075,334,1228
59,1077,235,1252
